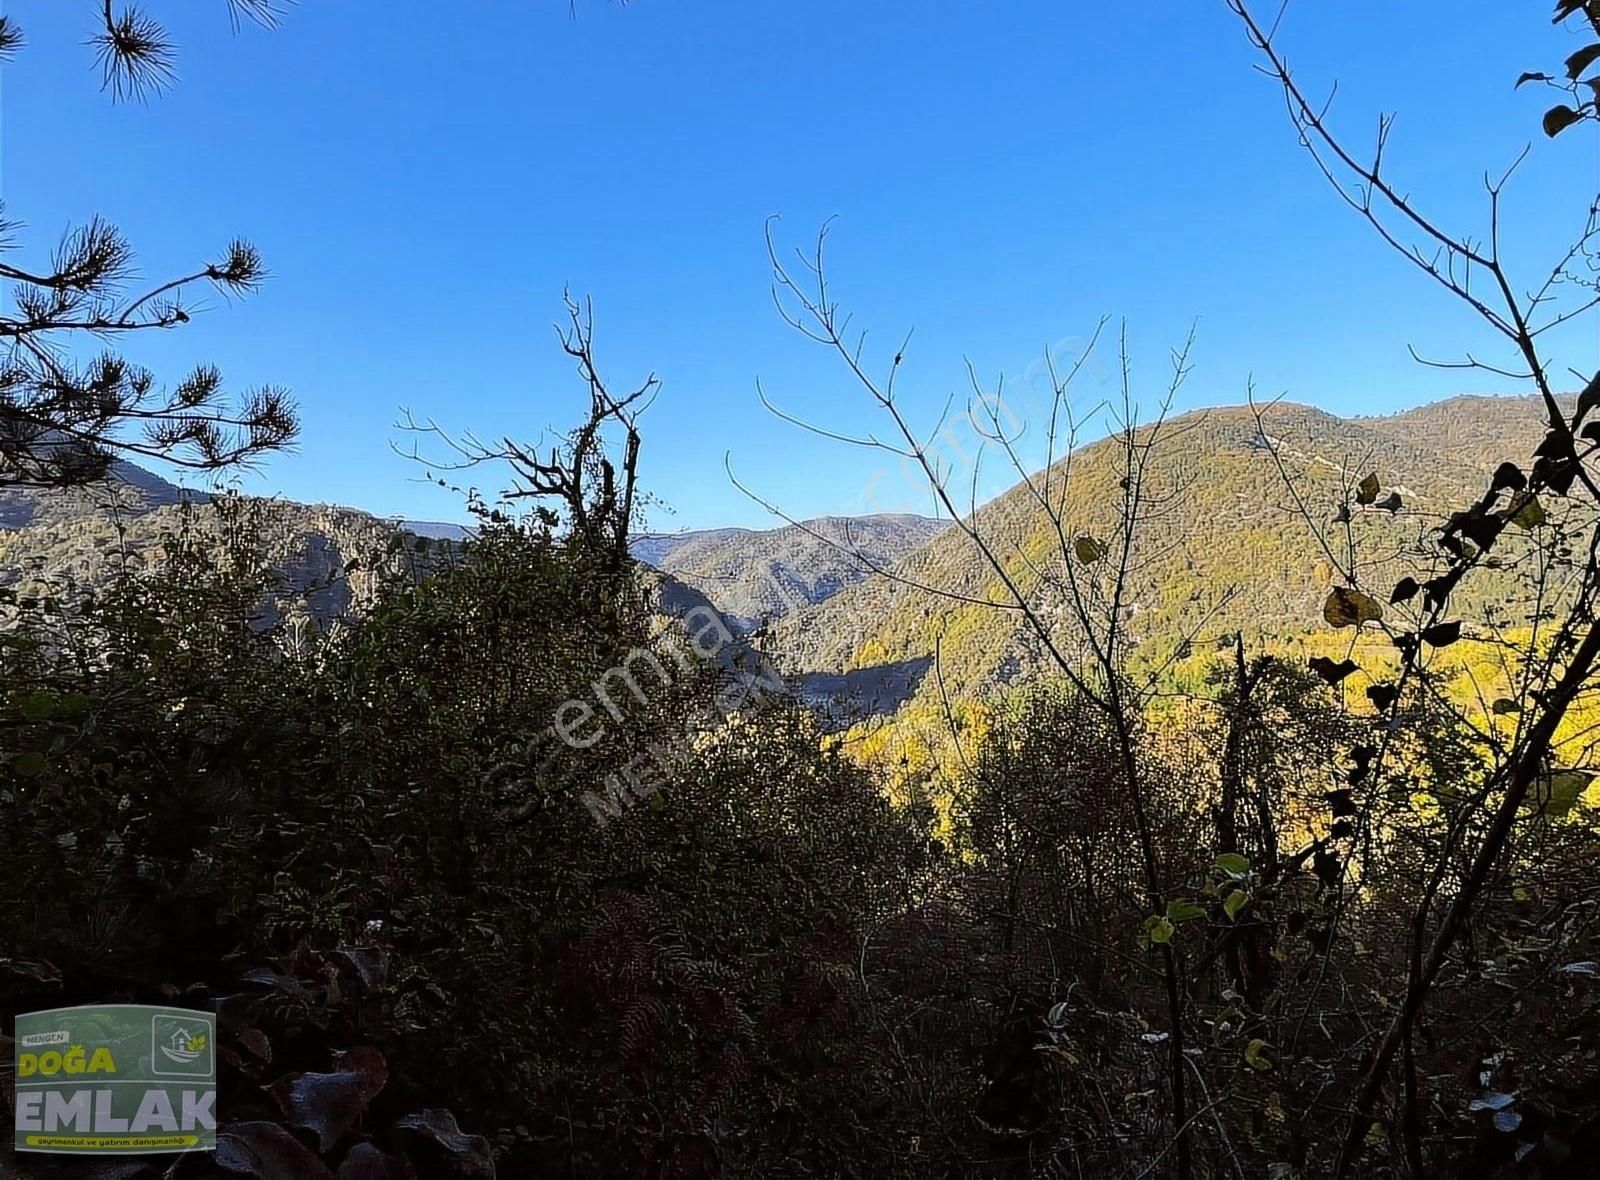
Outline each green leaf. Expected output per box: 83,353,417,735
1073,535,1107,565
1244,1038,1273,1072
15,690,58,722
1324,587,1383,628
1224,890,1249,922
1504,492,1547,530
1528,770,1592,819
11,751,47,778
1143,915,1175,946
1213,852,1250,878
1166,899,1206,923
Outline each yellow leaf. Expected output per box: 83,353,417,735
1324,587,1383,628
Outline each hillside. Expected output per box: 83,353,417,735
0,468,433,628
767,394,1554,715
631,513,949,632
0,467,748,643
0,394,1556,715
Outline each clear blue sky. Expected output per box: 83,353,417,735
2,1,1596,529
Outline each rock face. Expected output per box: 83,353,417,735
0,466,410,628
630,514,950,633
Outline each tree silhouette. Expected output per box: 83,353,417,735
0,2,297,491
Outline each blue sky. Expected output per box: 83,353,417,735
2,1,1596,529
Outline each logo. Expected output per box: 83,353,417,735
152,1017,210,1075
15,1005,217,1155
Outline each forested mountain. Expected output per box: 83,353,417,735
0,465,751,644
767,394,1553,712
631,513,949,631
0,470,403,620
1,394,1551,703
0,469,462,628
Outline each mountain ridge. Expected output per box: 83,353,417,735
761,392,1552,717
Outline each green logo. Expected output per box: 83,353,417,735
151,1013,212,1077
14,1004,217,1155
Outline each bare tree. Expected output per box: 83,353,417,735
1229,2,1600,1174
398,295,654,575
744,217,1265,1179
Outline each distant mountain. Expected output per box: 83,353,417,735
0,394,1559,725
0,469,413,628
630,514,950,632
0,457,194,531
400,519,474,542
766,394,1555,717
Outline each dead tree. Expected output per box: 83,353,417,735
399,295,654,577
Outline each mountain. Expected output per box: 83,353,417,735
0,470,416,628
630,513,950,632
0,457,193,531
0,467,754,651
0,393,1558,722
400,519,474,542
765,394,1555,717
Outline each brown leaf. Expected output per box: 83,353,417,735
239,1028,273,1063
1308,656,1359,685
1355,473,1380,505
1566,43,1600,80
216,1121,334,1180
270,1054,388,1152
1421,620,1462,648
333,1046,389,1102
1544,103,1585,137
1366,683,1399,711
394,1109,496,1178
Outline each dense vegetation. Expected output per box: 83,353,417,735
3,457,1598,1178
6,2,1600,1178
